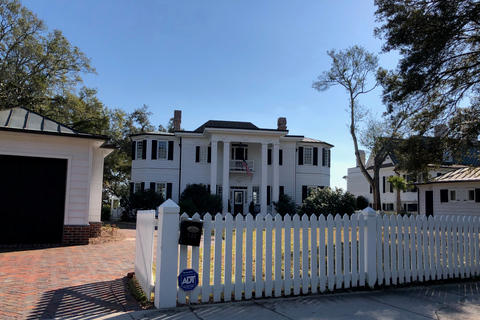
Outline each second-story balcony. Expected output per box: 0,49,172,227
230,160,254,173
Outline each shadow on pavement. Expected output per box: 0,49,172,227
26,277,141,320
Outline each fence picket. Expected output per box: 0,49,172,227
428,216,435,280
416,215,423,282
469,217,474,276
213,213,224,302
224,214,234,301
244,214,254,299
377,215,384,285
335,214,343,288
319,215,327,292
310,215,319,294
327,214,335,290
390,215,398,285
284,215,292,296
293,214,301,295
301,215,310,294
343,215,351,289
350,215,358,287
409,216,417,282
403,215,411,284
440,216,447,279
459,217,466,278
191,213,201,303
474,217,480,276
383,216,391,286
234,215,245,300
397,215,405,284
201,213,212,303
445,216,453,278
358,215,365,287
265,215,273,297
274,214,283,297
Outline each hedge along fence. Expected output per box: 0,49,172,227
138,201,480,309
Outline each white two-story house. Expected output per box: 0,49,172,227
130,111,333,216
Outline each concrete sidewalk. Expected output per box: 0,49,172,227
103,280,480,320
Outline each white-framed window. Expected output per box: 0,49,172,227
303,147,313,165
467,189,475,201
136,141,144,159
156,182,167,199
157,141,168,159
252,186,260,204
134,182,142,193
198,146,207,163
449,189,457,202
216,185,223,197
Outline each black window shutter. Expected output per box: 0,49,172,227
298,147,304,165
151,140,157,160
390,177,393,193
383,176,386,193
267,186,271,205
195,146,200,163
382,203,386,211
208,147,211,163
370,185,372,194
142,140,147,159
130,182,134,194
140,182,145,191
313,147,318,166
279,186,284,195
476,189,480,203
150,182,156,190
166,183,173,199
322,148,326,166
328,149,331,167
131,141,136,160
207,185,211,192
168,141,174,160
279,149,283,165
440,189,448,203
302,185,308,201
268,149,272,165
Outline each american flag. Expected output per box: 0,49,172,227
243,159,252,177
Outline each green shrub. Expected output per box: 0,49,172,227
179,183,222,217
356,195,369,210
299,187,356,217
273,193,297,217
101,205,111,221
120,189,164,221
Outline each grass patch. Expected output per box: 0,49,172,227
127,275,155,309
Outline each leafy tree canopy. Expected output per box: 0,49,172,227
179,184,222,217
375,0,480,143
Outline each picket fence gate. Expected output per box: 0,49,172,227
136,200,480,309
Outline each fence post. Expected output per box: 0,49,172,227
362,207,377,289
154,199,180,309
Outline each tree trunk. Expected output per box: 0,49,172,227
396,190,402,215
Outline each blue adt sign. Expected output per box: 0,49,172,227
178,269,198,292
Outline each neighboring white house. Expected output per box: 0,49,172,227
416,167,480,217
346,150,470,214
0,107,114,245
130,111,333,216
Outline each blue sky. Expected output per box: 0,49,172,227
23,0,400,190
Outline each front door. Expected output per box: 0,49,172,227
234,191,244,215
425,190,434,217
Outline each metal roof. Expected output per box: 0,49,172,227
430,167,480,183
0,107,111,142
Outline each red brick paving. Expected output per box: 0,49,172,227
0,229,143,319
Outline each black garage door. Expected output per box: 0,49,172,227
0,154,67,245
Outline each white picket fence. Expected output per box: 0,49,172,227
134,209,156,300
137,201,480,309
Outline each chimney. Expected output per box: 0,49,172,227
277,117,287,130
357,150,366,167
173,110,181,131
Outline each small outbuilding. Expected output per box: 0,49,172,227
0,107,113,245
416,167,480,217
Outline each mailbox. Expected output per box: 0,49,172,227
178,218,203,246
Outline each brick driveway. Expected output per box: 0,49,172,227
0,229,143,320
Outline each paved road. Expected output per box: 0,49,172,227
0,229,142,320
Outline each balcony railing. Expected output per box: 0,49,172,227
230,160,254,173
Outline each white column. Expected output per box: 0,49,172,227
261,143,268,217
210,140,218,194
222,141,230,214
272,143,280,214
154,199,180,308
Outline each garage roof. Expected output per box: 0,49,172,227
0,107,112,143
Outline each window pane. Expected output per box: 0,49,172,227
304,147,312,165
156,183,166,198
158,141,167,159
136,141,143,158
252,186,260,204
134,183,142,193
468,190,475,201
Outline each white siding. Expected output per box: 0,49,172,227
418,182,480,216
0,131,108,225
